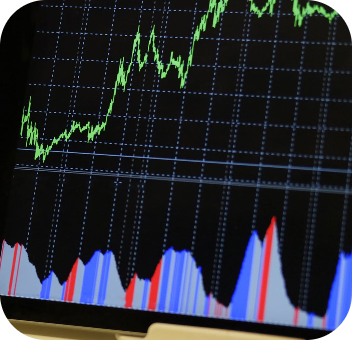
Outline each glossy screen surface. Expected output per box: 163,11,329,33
1,0,352,333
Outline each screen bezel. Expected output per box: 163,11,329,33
0,2,335,339
1,295,329,339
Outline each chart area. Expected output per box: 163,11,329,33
1,0,352,332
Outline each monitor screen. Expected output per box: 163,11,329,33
0,0,352,334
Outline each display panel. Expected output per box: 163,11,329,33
0,0,352,334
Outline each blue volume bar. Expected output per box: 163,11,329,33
230,232,256,320
170,250,186,313
97,251,112,306
185,256,194,314
159,248,173,312
327,254,342,330
204,294,210,316
61,282,66,301
175,251,186,313
179,252,190,312
169,251,180,313
80,251,100,304
307,313,314,328
40,272,53,300
340,253,352,325
40,278,47,300
253,241,265,319
141,279,150,310
193,267,202,315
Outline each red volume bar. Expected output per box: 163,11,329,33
125,273,137,308
257,217,276,322
64,258,79,302
67,259,79,302
148,259,162,311
294,307,300,326
13,245,23,296
8,243,19,296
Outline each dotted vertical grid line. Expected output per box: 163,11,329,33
280,17,310,254
191,3,252,256
250,0,282,231
162,0,199,254
116,0,146,173
191,3,224,280
26,1,66,251
299,18,337,312
298,20,335,311
211,0,253,301
46,0,92,271
79,0,118,256
69,1,92,259
106,3,146,259
117,0,151,274
338,130,352,254
207,13,226,298
125,0,171,285
107,179,122,250
38,0,67,275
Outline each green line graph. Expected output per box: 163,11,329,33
21,0,338,162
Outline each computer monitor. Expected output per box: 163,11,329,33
0,1,351,339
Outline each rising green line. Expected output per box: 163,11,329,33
21,0,338,162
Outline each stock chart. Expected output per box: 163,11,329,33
1,0,352,331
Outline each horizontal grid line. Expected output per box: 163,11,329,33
14,165,352,195
31,56,352,75
17,138,350,162
40,3,338,19
17,147,352,174
36,30,352,46
29,109,352,132
27,82,352,103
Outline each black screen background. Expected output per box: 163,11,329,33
1,0,352,322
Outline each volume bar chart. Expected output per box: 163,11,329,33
1,217,351,330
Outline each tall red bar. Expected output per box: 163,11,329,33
8,243,19,296
125,273,137,308
148,259,162,311
67,259,79,302
64,273,72,302
294,307,299,326
14,245,23,296
257,217,276,322
322,315,327,329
